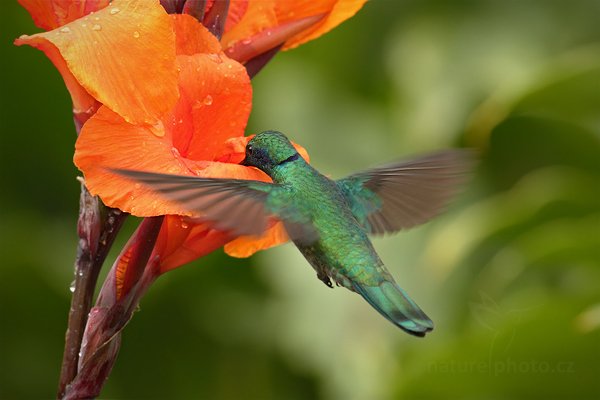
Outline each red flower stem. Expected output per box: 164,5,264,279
204,0,230,39
57,184,127,398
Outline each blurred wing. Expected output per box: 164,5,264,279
111,169,275,237
337,149,474,235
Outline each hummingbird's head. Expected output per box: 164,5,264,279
240,130,299,175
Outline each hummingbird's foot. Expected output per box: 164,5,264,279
317,273,334,288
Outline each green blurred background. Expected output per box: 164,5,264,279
2,0,600,398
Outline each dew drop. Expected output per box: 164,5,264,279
149,121,165,137
60,27,71,33
92,24,102,31
69,280,76,293
208,54,223,64
133,31,140,38
203,95,213,106
181,221,189,229
242,38,252,45
110,7,120,15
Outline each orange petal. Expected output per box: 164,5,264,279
225,220,289,258
16,0,178,125
278,0,367,50
170,53,252,161
18,0,109,31
224,0,249,33
172,14,221,55
156,216,232,273
222,0,367,55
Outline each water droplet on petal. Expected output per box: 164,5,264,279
149,121,165,137
92,24,102,31
203,95,213,106
133,31,140,38
208,54,223,64
181,221,189,229
69,280,76,292
242,38,252,45
60,27,71,33
110,7,120,15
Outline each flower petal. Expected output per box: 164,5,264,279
172,14,221,55
224,0,249,33
16,0,178,125
171,53,252,161
224,220,289,258
18,0,109,31
156,216,232,273
278,0,368,50
222,0,367,56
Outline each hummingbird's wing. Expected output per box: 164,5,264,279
337,149,474,235
110,168,312,239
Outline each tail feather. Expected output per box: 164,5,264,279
352,280,434,337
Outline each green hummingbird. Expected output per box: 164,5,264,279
112,131,472,337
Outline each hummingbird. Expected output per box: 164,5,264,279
112,131,472,337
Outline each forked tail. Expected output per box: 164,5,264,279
352,280,434,337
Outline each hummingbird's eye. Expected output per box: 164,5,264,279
247,144,253,154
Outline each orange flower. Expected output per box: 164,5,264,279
71,11,310,298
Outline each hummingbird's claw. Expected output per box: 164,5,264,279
318,273,334,288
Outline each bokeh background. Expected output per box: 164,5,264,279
2,0,600,398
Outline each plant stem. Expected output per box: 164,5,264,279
62,216,165,399
57,183,127,399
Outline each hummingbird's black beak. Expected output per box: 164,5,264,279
239,157,249,166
